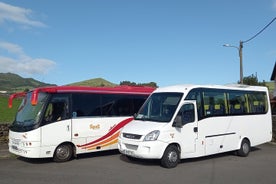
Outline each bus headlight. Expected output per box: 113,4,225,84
143,130,160,141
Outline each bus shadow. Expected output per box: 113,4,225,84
119,147,261,167
76,149,120,160
119,154,160,167
17,156,53,164
16,147,261,165
17,149,121,164
181,146,261,164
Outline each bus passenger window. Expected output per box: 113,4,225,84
213,104,225,115
202,91,226,117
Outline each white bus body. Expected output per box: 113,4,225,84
118,84,272,168
8,86,154,162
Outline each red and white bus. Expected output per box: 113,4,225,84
8,85,154,162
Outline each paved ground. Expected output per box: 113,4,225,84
0,143,276,184
0,143,11,158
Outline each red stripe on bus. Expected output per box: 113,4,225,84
77,117,133,148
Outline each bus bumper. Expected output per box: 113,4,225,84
9,142,41,158
118,138,167,159
9,139,54,158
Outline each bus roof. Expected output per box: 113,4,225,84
9,85,155,108
153,84,268,93
31,85,155,94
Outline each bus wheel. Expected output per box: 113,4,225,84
161,145,180,168
237,139,250,157
53,143,73,162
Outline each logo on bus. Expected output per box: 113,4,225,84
90,124,100,130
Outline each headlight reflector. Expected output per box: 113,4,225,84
143,130,160,141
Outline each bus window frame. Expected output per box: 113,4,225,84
185,88,268,120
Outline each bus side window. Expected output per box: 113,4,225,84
174,104,195,126
43,94,69,124
44,101,67,123
52,102,67,121
185,89,203,119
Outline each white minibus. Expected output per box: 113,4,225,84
8,85,154,162
118,84,272,168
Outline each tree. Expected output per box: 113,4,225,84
120,81,158,88
240,74,266,86
120,81,137,86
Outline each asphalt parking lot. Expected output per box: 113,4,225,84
0,143,276,184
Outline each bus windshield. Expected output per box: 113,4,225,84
10,92,49,132
135,92,183,122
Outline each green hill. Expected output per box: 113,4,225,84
0,73,119,94
0,73,55,92
68,78,117,87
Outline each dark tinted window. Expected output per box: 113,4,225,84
102,95,147,116
72,93,101,117
72,93,148,117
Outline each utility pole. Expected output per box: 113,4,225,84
239,41,243,84
223,43,243,84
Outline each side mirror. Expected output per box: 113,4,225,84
172,116,183,128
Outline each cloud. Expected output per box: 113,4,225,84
0,2,46,28
0,41,56,75
0,41,24,55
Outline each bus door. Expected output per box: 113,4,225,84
40,95,71,150
173,101,198,154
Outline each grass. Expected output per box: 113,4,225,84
0,95,21,124
265,81,274,94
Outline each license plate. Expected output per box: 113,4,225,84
123,149,134,156
12,140,19,146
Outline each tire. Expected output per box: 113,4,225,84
161,145,180,168
53,144,73,162
237,139,250,157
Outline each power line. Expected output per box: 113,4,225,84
243,17,276,44
224,17,276,84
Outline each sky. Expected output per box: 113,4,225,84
0,0,276,87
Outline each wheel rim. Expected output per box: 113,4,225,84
56,145,70,160
168,151,178,163
242,142,249,154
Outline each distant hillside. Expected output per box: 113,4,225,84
68,78,117,87
2,72,272,93
0,73,56,92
